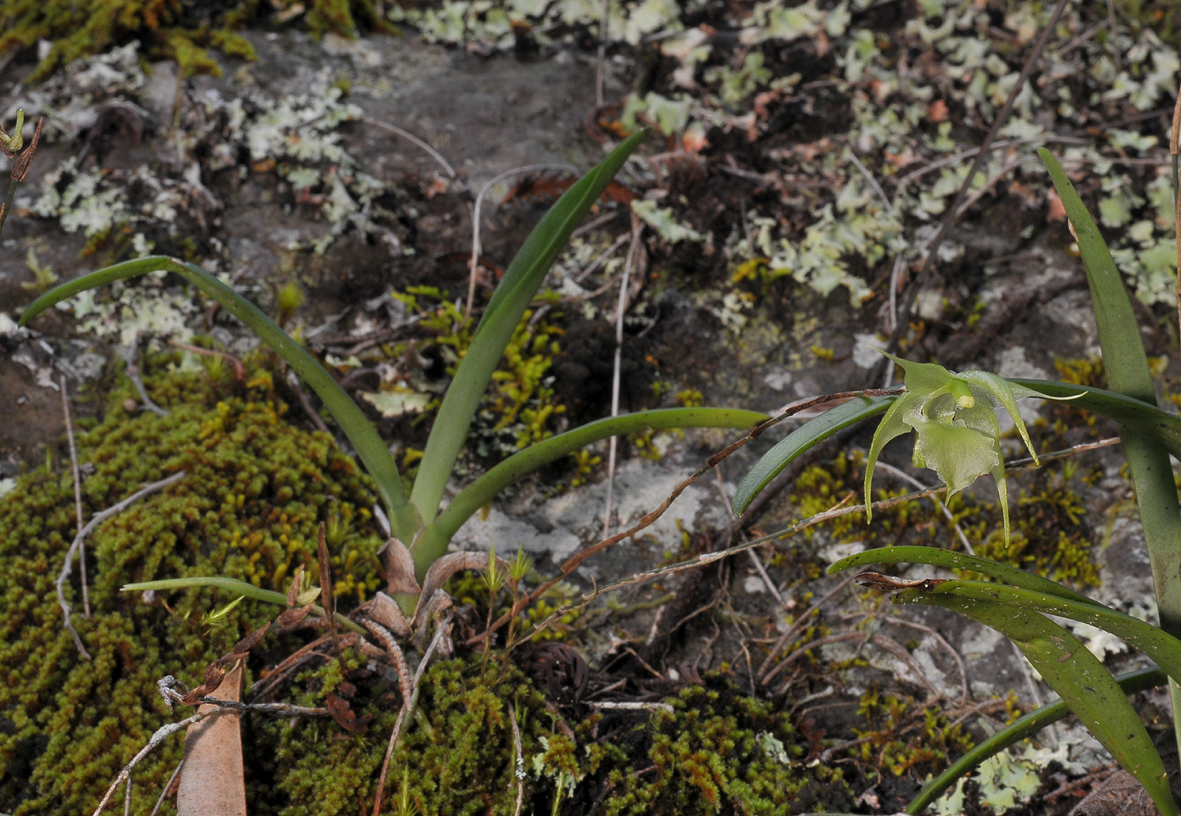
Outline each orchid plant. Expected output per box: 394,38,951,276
733,148,1181,815
20,130,767,621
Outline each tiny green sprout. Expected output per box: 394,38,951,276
201,594,246,627
0,109,24,157
324,508,351,549
20,248,58,292
275,281,305,328
509,544,533,584
484,544,505,595
203,353,229,385
865,351,1080,544
394,768,419,816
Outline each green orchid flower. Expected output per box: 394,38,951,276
865,352,1078,544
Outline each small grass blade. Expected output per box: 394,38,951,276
122,576,365,634
20,256,420,543
828,545,1097,604
410,130,649,528
417,406,768,570
907,666,1166,814
732,396,893,516
896,590,1177,816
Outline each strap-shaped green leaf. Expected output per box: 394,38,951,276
417,406,768,567
122,577,365,634
907,667,1166,814
897,589,1178,816
908,580,1181,683
409,130,650,531
1013,379,1181,460
828,545,1097,604
732,396,893,515
19,256,420,542
1042,148,1181,755
1039,150,1154,402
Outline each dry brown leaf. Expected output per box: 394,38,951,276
369,591,412,638
1047,188,1067,222
177,661,246,816
383,537,421,596
325,681,373,734
276,603,314,628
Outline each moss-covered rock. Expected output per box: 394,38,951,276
591,679,854,816
0,0,393,81
0,363,384,814
1,361,854,815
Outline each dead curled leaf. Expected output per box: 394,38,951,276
325,681,373,734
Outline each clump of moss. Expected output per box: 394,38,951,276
850,684,973,779
595,678,854,815
970,474,1102,589
0,358,384,814
0,0,393,81
259,653,558,816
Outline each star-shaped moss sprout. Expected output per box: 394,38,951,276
865,352,1079,544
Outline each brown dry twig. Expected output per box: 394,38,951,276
368,616,453,816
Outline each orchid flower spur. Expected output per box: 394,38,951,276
864,352,1079,544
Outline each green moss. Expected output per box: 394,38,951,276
851,685,973,779
598,678,854,815
789,451,931,547
260,654,557,816
0,0,394,81
0,359,384,814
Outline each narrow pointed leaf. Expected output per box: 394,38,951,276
894,589,1177,816
862,395,915,523
1013,379,1181,461
828,545,1097,604
732,395,893,516
1039,150,1154,401
903,580,1181,683
410,130,649,528
420,406,767,571
907,667,1166,814
1043,148,1181,754
122,577,366,634
20,256,420,543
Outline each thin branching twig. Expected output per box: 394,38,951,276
509,704,525,816
602,219,643,537
57,471,186,659
61,375,90,616
148,759,183,816
481,388,900,640
93,712,207,816
365,614,452,816
362,116,456,179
